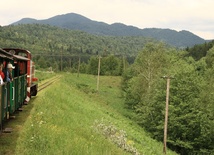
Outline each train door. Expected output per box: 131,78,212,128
4,62,15,115
1,84,8,122
0,84,2,130
3,84,8,119
10,81,15,114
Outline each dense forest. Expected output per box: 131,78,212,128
121,42,214,154
186,40,214,60
1,24,214,154
0,24,157,71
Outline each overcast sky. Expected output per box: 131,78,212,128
1,0,214,40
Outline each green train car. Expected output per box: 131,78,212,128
0,48,38,131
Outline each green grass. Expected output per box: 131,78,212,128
0,98,35,155
1,73,178,155
35,70,57,82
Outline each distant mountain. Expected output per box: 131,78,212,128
13,18,38,24
12,13,206,48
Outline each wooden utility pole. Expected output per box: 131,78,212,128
123,55,126,72
77,56,80,77
61,48,63,71
70,58,72,69
96,56,101,91
162,76,172,154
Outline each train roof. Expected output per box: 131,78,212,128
13,54,29,61
0,48,29,61
0,48,13,60
3,48,31,54
3,48,32,59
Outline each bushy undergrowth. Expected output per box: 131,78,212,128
93,119,140,155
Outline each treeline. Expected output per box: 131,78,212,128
121,42,214,154
186,40,214,60
36,54,129,76
33,50,135,74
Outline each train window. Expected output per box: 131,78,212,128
8,50,15,55
17,52,27,58
18,61,27,75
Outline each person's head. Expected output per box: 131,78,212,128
7,63,15,72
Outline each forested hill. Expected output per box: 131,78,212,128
12,12,206,48
0,24,155,56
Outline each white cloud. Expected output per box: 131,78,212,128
0,0,214,39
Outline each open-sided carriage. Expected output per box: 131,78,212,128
0,48,38,131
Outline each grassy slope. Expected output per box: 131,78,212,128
1,73,177,155
0,71,57,155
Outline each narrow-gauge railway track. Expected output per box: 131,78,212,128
38,76,61,92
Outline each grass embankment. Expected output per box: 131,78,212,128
35,70,57,82
0,71,57,155
1,73,178,155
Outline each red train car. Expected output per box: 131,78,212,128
3,48,38,102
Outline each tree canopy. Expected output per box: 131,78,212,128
122,43,214,154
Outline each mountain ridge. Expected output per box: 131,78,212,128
12,12,207,48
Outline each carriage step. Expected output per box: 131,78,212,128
3,128,13,133
18,108,23,111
